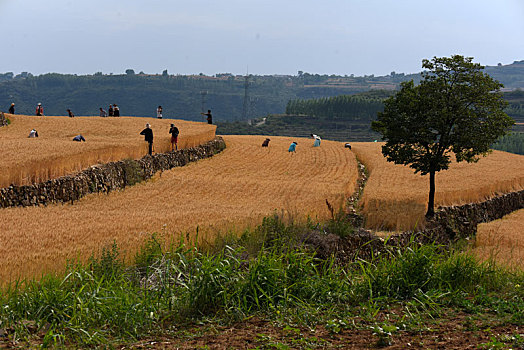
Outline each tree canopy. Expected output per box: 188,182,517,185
372,55,514,217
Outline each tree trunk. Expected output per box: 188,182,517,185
426,170,436,218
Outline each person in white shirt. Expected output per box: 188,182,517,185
311,133,321,147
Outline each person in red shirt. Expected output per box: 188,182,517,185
35,103,44,116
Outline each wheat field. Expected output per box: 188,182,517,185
352,142,524,231
0,114,216,187
472,209,524,268
0,135,358,282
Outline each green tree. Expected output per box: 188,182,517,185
372,55,514,217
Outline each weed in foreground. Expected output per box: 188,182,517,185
0,216,522,348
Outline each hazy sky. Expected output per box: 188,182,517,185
1,0,523,76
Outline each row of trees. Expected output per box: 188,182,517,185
492,133,524,155
285,94,387,121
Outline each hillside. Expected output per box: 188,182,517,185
0,135,358,282
0,114,215,187
2,60,524,122
0,73,379,122
217,89,524,143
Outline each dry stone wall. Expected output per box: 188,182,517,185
0,137,226,208
0,112,7,127
304,190,524,261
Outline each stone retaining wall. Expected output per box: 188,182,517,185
305,190,524,261
0,137,226,208
0,112,7,127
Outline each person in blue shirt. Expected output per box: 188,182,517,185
288,141,297,153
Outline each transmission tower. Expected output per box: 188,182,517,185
242,73,249,121
200,90,207,122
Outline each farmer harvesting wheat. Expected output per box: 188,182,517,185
311,134,321,147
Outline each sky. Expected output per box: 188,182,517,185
1,0,523,77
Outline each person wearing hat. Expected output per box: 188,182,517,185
8,103,15,114
140,123,154,155
169,123,179,151
311,133,321,147
35,103,44,116
113,104,120,117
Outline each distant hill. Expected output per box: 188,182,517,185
217,89,524,143
0,73,389,122
1,60,523,122
485,60,524,89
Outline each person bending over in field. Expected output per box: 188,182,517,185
262,138,270,147
99,107,107,117
311,133,321,147
67,109,75,118
140,123,154,155
28,129,39,138
288,141,297,154
169,123,179,151
72,135,86,142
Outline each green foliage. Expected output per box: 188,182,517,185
0,216,522,347
133,233,164,269
122,158,144,187
0,73,371,121
356,245,504,300
372,55,514,216
216,90,393,142
285,93,387,122
492,132,524,155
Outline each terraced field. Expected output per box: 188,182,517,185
473,208,524,269
0,136,358,282
0,114,215,187
352,142,524,231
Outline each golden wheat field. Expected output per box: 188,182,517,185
0,114,216,187
472,209,524,268
352,142,524,231
0,135,358,282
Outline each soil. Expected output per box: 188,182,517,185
113,314,522,350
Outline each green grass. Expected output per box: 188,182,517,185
0,214,522,348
